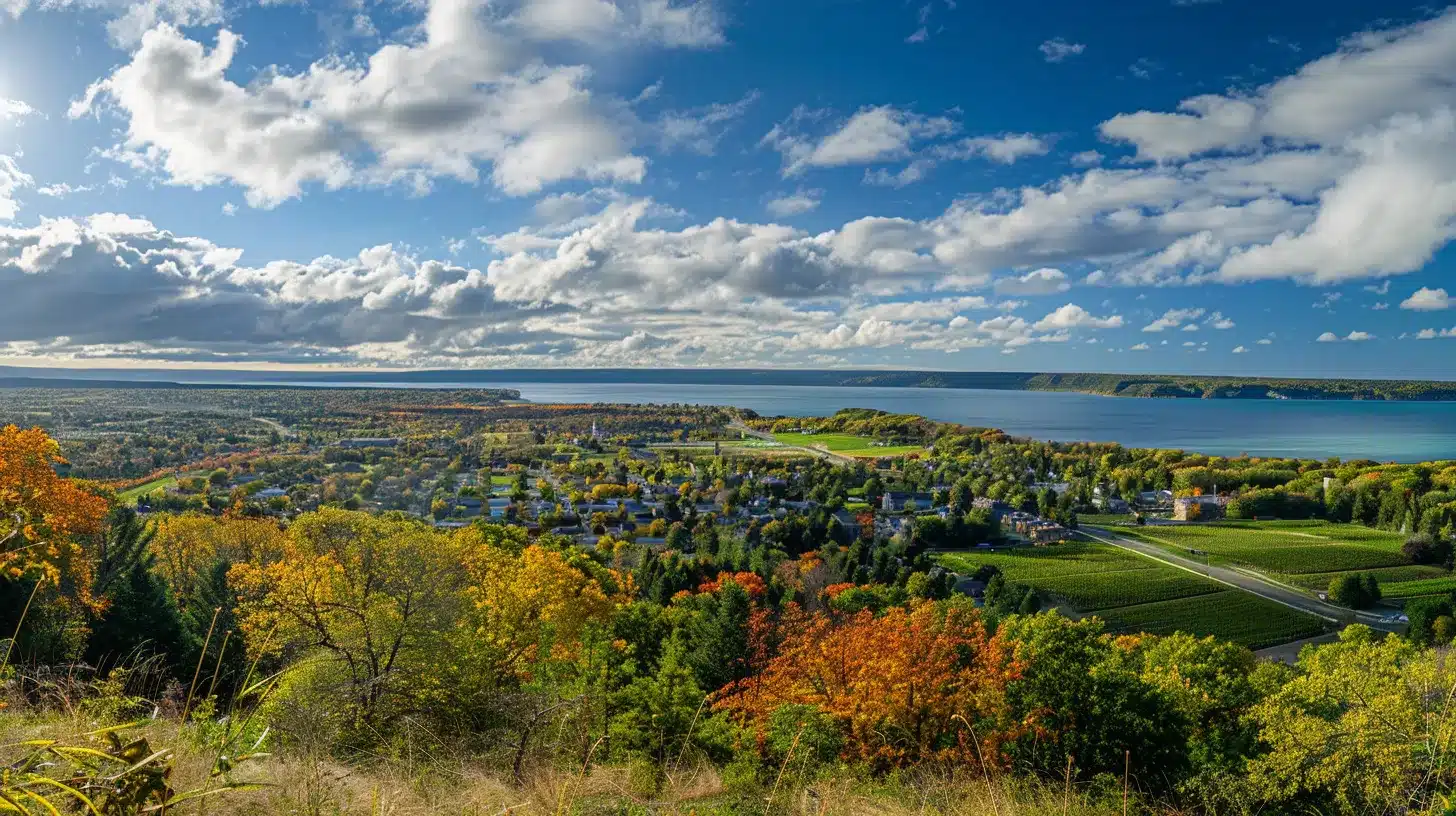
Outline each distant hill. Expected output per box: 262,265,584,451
0,367,1454,400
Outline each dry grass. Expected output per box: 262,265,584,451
0,710,1141,816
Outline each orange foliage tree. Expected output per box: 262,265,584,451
716,601,1018,768
0,425,108,604
698,571,767,597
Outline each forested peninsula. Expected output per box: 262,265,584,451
3,366,1456,400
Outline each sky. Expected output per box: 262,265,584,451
0,0,1455,377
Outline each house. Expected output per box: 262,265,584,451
337,437,400,449
486,497,512,518
882,491,934,512
971,497,1011,520
1138,490,1174,507
453,496,484,517
832,509,862,538
1026,523,1072,544
256,487,287,500
1173,495,1228,521
953,577,987,600
1094,495,1130,514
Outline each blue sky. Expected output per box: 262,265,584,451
0,0,1454,376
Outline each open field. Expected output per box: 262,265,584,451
937,543,1323,648
115,475,177,504
1119,520,1408,575
771,432,925,457
1098,590,1326,649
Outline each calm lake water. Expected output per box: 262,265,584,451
272,380,1456,463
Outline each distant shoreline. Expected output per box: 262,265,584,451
2,368,1456,401
2,368,1456,402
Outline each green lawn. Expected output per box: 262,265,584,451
936,542,1324,648
1119,520,1408,575
489,474,516,486
116,475,177,505
771,432,925,458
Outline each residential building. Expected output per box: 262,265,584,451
882,491,935,512
337,437,400,449
1173,495,1228,521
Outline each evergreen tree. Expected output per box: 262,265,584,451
85,509,190,675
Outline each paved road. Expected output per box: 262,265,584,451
253,416,294,438
1081,526,1403,633
727,419,858,466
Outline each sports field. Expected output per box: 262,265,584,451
771,432,925,457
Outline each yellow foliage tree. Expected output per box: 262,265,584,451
0,425,108,605
150,514,285,605
230,509,467,725
454,531,616,679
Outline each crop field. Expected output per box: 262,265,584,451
1079,514,1138,527
1098,591,1325,649
771,432,925,457
1280,564,1447,592
937,543,1159,582
1119,521,1407,574
1034,570,1223,610
1375,576,1456,600
938,543,1323,647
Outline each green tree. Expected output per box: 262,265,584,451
1328,573,1364,608
998,614,1187,785
684,580,753,692
1248,625,1456,815
609,631,706,766
85,508,190,676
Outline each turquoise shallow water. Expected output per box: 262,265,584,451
273,380,1456,463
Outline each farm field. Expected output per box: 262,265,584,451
771,432,925,457
115,475,177,505
937,543,1323,647
1118,520,1408,574
1033,570,1223,610
1372,575,1456,600
1078,513,1138,527
1280,564,1447,592
937,543,1160,582
1098,590,1325,649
